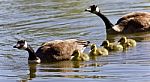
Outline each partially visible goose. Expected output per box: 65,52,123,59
85,5,150,34
118,36,136,49
101,40,123,51
13,39,90,63
71,50,89,61
89,44,108,56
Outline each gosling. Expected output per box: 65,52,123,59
71,50,89,61
118,36,136,49
89,44,108,56
101,40,123,51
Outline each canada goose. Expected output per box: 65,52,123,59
89,44,108,56
85,5,150,34
118,36,136,49
71,50,89,61
13,39,90,63
101,40,123,51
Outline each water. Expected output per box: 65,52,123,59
0,0,150,82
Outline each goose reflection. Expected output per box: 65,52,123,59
106,31,150,43
19,59,109,82
28,63,37,80
26,61,90,79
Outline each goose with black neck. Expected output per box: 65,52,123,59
13,39,90,63
85,5,150,34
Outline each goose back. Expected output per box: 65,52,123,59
35,39,90,62
113,12,150,33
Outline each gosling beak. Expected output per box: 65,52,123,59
118,39,122,42
71,53,75,56
100,44,103,46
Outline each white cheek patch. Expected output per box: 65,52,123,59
96,7,100,12
20,41,28,50
86,8,92,11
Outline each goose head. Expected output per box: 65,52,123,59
85,5,100,14
13,40,28,50
13,40,41,63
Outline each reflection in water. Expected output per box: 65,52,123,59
106,31,150,42
28,64,37,80
20,60,108,81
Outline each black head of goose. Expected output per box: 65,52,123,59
85,5,150,34
13,39,90,63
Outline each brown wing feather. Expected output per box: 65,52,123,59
116,12,150,33
117,12,150,24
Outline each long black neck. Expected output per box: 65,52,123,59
95,12,114,29
25,45,38,60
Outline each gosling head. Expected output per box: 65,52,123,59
72,50,80,56
85,5,100,14
13,40,28,50
90,44,97,50
101,40,109,47
118,36,127,43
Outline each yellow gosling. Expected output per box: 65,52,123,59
118,36,136,49
101,40,123,51
89,44,108,56
71,50,89,61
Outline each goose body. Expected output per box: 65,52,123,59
71,50,89,61
89,44,108,56
85,5,150,34
101,40,123,51
13,39,90,63
118,36,136,49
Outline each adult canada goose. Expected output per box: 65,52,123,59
118,36,136,49
71,50,89,61
89,44,108,56
85,5,150,34
13,39,90,63
101,40,123,51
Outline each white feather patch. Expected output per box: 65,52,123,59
28,57,41,63
96,7,100,12
112,25,123,32
85,8,91,11
21,41,28,50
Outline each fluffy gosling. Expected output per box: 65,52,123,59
71,50,89,61
118,36,136,49
101,40,123,51
89,44,108,56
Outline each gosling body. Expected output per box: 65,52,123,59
101,40,123,51
89,44,108,56
71,50,89,61
118,36,136,49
